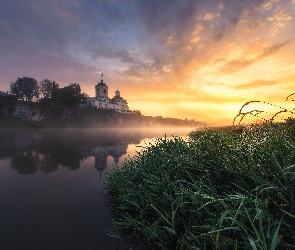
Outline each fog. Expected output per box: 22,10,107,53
0,127,199,174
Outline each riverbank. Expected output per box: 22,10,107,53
0,100,201,128
105,123,295,249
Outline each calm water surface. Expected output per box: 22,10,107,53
0,127,195,250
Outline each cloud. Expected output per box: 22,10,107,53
212,0,267,40
0,0,140,85
0,0,292,82
0,1,78,56
122,0,286,83
235,79,279,90
134,0,200,40
217,41,289,74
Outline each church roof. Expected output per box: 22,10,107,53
97,80,106,86
110,95,126,103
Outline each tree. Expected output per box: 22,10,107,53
39,79,59,100
134,110,142,115
51,83,86,107
10,77,39,101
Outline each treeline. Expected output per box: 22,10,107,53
10,77,86,107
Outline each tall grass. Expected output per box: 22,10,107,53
233,96,295,125
105,123,295,249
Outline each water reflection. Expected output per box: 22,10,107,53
0,127,195,249
10,151,40,175
86,143,128,180
1,128,193,176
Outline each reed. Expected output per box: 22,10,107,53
105,123,295,249
233,93,295,125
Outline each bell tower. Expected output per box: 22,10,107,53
95,72,108,99
115,89,120,97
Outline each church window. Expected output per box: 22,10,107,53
103,89,106,94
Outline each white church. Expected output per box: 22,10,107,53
86,77,129,112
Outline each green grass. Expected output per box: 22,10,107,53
105,123,295,249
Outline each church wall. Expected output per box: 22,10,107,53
94,99,109,109
109,103,117,110
87,97,129,112
87,98,95,107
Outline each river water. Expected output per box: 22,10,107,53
0,127,195,250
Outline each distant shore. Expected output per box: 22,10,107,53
0,100,202,128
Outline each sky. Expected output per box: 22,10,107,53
1,0,295,126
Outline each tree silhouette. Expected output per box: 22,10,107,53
51,83,86,107
39,79,59,102
10,77,39,101
39,154,59,173
10,151,39,175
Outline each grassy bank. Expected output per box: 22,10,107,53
105,123,295,249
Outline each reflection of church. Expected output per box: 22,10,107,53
85,143,128,181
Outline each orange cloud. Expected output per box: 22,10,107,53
217,41,289,75
234,79,279,90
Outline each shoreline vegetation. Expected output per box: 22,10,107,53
0,100,201,128
105,122,295,249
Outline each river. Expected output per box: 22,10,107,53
0,127,195,250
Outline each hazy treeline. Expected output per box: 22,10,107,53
0,100,201,128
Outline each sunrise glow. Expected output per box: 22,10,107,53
1,0,295,125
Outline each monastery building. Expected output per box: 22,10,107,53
86,77,129,112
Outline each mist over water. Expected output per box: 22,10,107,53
0,127,196,249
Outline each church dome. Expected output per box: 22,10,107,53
97,80,106,86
